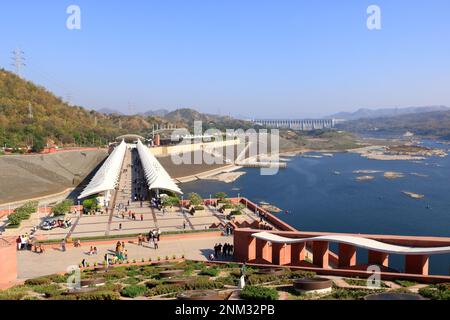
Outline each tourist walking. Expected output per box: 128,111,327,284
61,239,66,252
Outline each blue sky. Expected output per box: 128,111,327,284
1,0,450,118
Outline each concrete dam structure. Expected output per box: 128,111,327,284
252,119,336,131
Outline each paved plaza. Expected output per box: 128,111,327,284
17,234,233,280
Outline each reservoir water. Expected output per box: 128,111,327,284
180,140,450,275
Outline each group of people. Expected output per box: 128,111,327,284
136,229,161,249
16,234,32,251
115,241,128,260
210,243,234,260
88,246,98,255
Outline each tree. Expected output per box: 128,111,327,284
32,134,46,153
188,193,203,206
82,198,98,211
52,200,73,216
162,196,180,208
214,192,227,200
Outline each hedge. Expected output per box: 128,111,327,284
7,201,38,227
120,285,148,298
199,267,219,277
240,286,279,301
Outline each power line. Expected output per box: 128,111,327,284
11,48,26,77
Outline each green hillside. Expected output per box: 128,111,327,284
0,69,177,149
338,111,450,140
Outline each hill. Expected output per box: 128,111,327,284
329,106,448,121
164,108,256,131
338,110,450,140
0,70,255,150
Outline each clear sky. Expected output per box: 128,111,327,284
1,0,450,118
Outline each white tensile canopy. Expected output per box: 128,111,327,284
136,139,183,195
78,140,127,199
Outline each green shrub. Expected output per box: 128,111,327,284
394,280,418,287
229,210,242,216
247,274,279,285
123,277,141,285
419,284,450,300
199,267,219,277
188,193,203,206
240,286,279,301
214,192,227,200
25,277,52,286
147,284,184,297
288,270,316,279
216,276,238,286
103,270,127,281
75,290,120,300
52,200,73,216
7,201,38,227
48,274,69,283
0,285,31,300
322,288,379,300
120,285,148,298
184,278,224,290
32,284,63,297
145,280,161,289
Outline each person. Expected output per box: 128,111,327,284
183,221,186,230
229,244,234,256
140,214,144,221
61,239,66,252
217,243,223,257
154,239,159,250
223,243,228,257
16,236,21,251
81,259,87,268
119,223,122,230
138,234,143,246
124,249,128,260
104,254,109,267
93,247,98,255
213,244,218,257
209,253,215,261
121,241,125,250
156,229,161,241
89,246,94,255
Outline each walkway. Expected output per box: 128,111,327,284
17,235,233,280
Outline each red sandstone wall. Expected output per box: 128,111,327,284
0,238,17,288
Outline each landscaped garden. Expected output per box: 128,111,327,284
0,260,448,300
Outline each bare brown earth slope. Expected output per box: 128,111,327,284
0,149,107,204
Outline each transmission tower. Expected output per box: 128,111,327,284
28,103,33,119
11,48,26,77
128,102,135,115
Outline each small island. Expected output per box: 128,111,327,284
402,191,425,199
384,172,404,179
356,175,375,181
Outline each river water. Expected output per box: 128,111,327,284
180,140,450,275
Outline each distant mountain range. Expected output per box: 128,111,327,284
329,106,449,121
338,110,450,140
141,109,170,117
